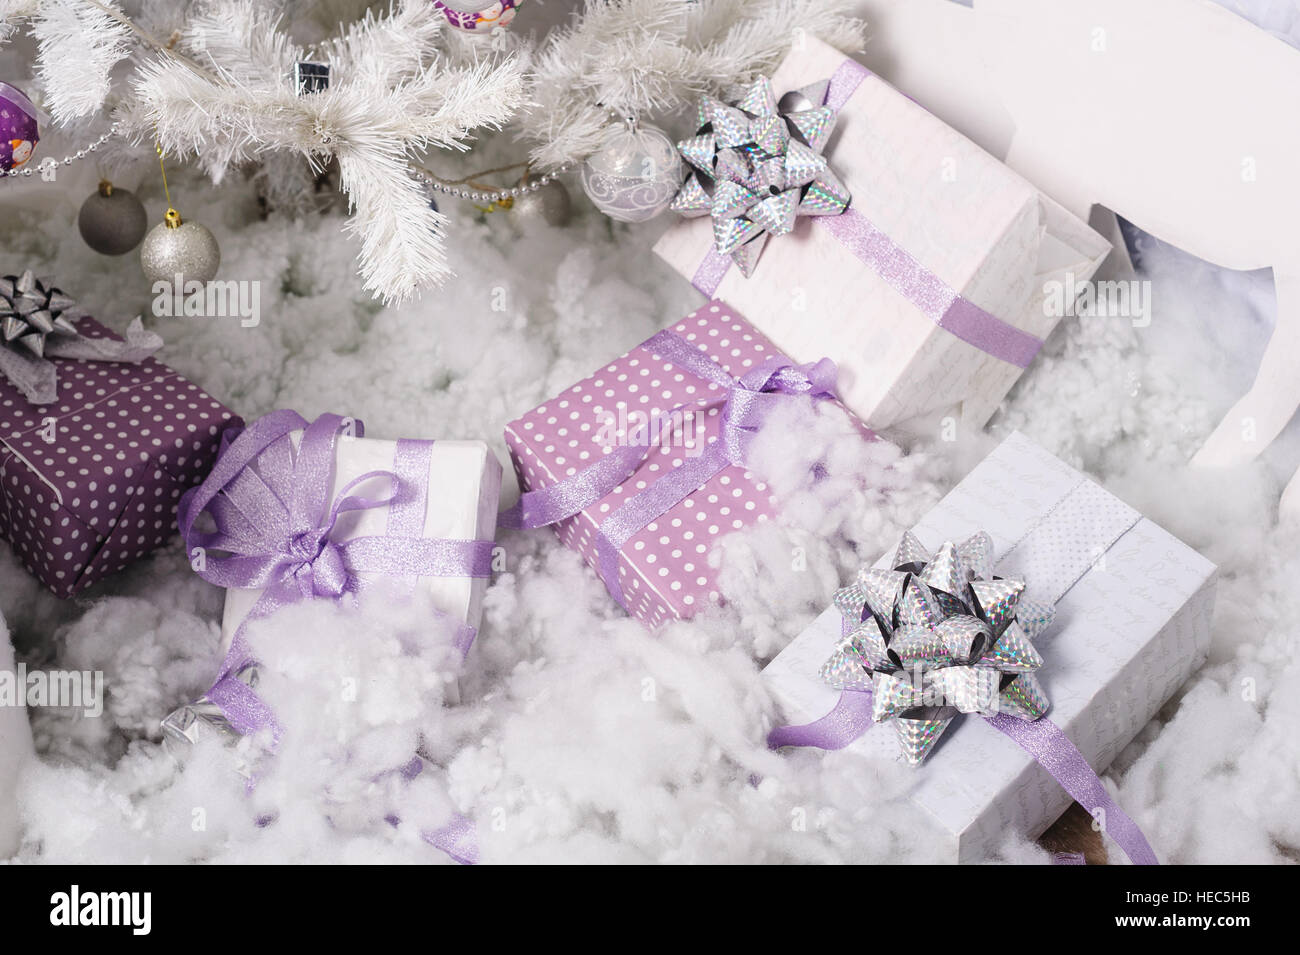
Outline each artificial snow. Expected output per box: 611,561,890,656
2,1,1298,865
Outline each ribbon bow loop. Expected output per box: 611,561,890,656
723,356,840,462
735,355,838,399
278,466,407,598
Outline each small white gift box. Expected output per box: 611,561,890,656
1,610,34,856
762,432,1217,862
654,37,1111,431
221,434,502,696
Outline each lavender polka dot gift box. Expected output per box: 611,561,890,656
503,301,863,628
0,317,239,597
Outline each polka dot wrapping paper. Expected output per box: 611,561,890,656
0,317,240,597
505,301,844,628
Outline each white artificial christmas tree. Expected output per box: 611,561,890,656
0,0,864,301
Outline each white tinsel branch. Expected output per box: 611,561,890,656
30,0,132,122
523,0,867,169
3,0,860,303
0,1,34,41
1,0,524,302
118,0,525,303
179,0,305,88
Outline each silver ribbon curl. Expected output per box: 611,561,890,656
820,530,1055,764
671,75,851,277
0,271,163,405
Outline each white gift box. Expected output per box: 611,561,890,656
1,610,34,856
221,435,502,695
762,432,1217,862
653,37,1111,431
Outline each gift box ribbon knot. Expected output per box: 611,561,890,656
501,327,837,611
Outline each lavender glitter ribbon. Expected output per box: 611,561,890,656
501,328,837,610
768,691,1156,865
390,756,479,865
690,59,1044,370
176,409,495,738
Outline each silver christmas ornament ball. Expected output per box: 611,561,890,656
140,209,221,285
509,179,572,227
580,120,682,223
78,181,148,255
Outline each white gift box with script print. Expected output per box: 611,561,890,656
653,37,1111,431
762,432,1217,862
0,609,34,856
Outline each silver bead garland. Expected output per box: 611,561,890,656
4,118,583,223
2,123,119,178
2,117,580,216
412,163,573,204
414,104,638,207
0,120,570,206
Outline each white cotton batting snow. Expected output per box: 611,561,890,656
3,2,1300,865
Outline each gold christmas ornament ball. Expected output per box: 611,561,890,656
78,180,148,255
140,208,220,285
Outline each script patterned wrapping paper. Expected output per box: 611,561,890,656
653,36,1112,431
0,610,32,857
505,301,846,628
0,317,238,596
763,432,1217,862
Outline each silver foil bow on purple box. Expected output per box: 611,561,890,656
820,530,1055,764
670,76,851,277
0,270,162,405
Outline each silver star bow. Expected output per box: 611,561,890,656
160,660,261,778
671,75,851,277
1,270,84,359
0,272,162,405
820,531,1055,764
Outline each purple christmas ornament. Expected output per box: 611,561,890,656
0,82,39,172
431,0,520,32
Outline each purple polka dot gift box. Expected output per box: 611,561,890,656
0,317,239,597
503,300,867,629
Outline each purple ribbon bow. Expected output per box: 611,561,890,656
501,328,837,610
177,409,495,738
768,507,1162,866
